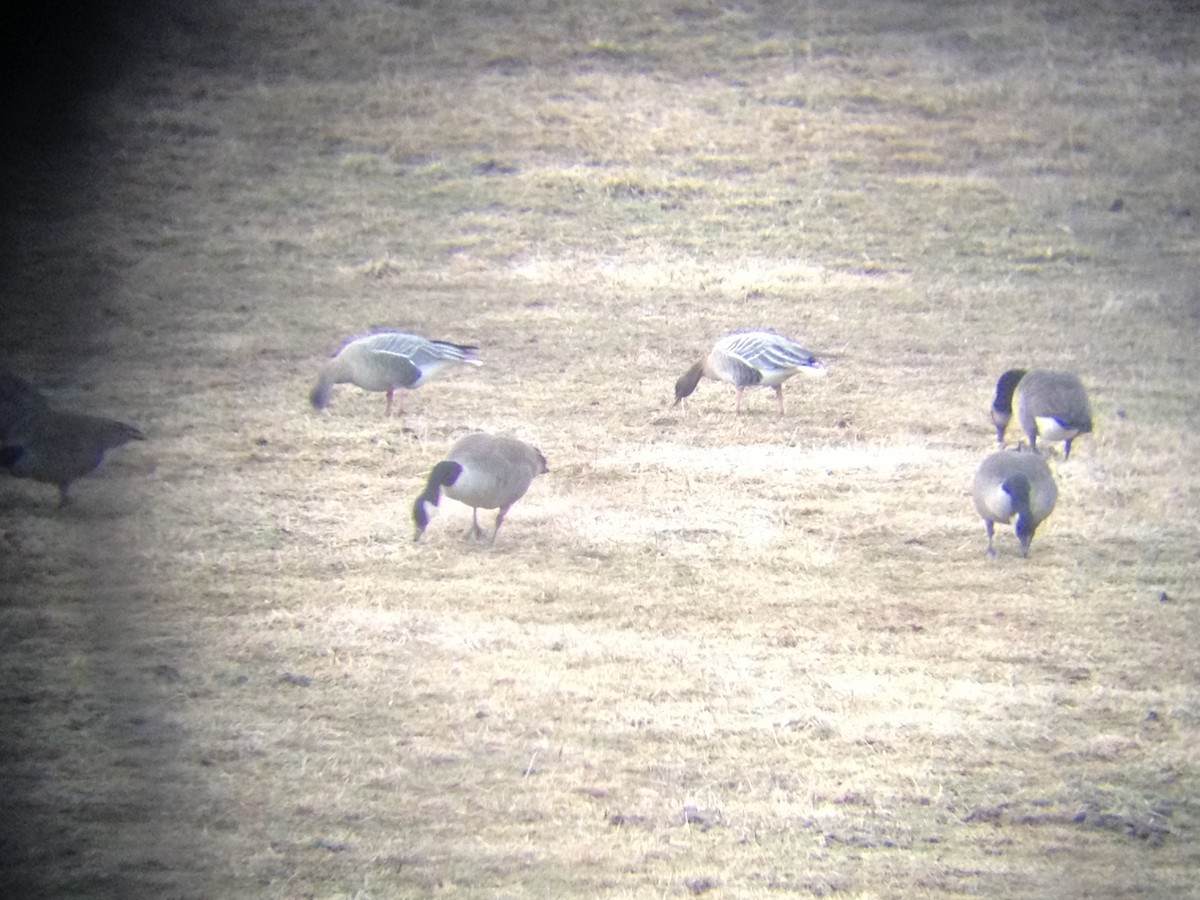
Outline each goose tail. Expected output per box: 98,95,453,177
96,418,145,448
435,341,482,366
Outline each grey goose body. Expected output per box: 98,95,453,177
413,433,548,544
991,368,1092,459
972,449,1058,557
311,331,481,416
674,329,827,415
2,408,145,506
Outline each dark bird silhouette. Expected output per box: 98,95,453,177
2,408,145,506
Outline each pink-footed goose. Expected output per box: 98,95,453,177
311,331,481,416
674,329,827,415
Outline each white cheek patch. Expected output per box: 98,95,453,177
1034,416,1080,442
420,499,439,523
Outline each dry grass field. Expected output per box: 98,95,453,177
2,0,1199,896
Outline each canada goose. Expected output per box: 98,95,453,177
972,449,1058,558
2,408,145,506
311,331,481,416
990,368,1092,459
0,369,48,440
674,330,827,414
412,433,548,544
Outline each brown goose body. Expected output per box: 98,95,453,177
972,449,1058,557
2,408,145,505
412,433,548,544
991,368,1092,459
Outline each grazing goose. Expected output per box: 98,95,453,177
674,329,827,414
0,369,49,440
972,449,1058,558
311,331,481,416
412,433,548,545
991,368,1092,459
2,408,145,506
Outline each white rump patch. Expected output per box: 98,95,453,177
1034,416,1081,442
